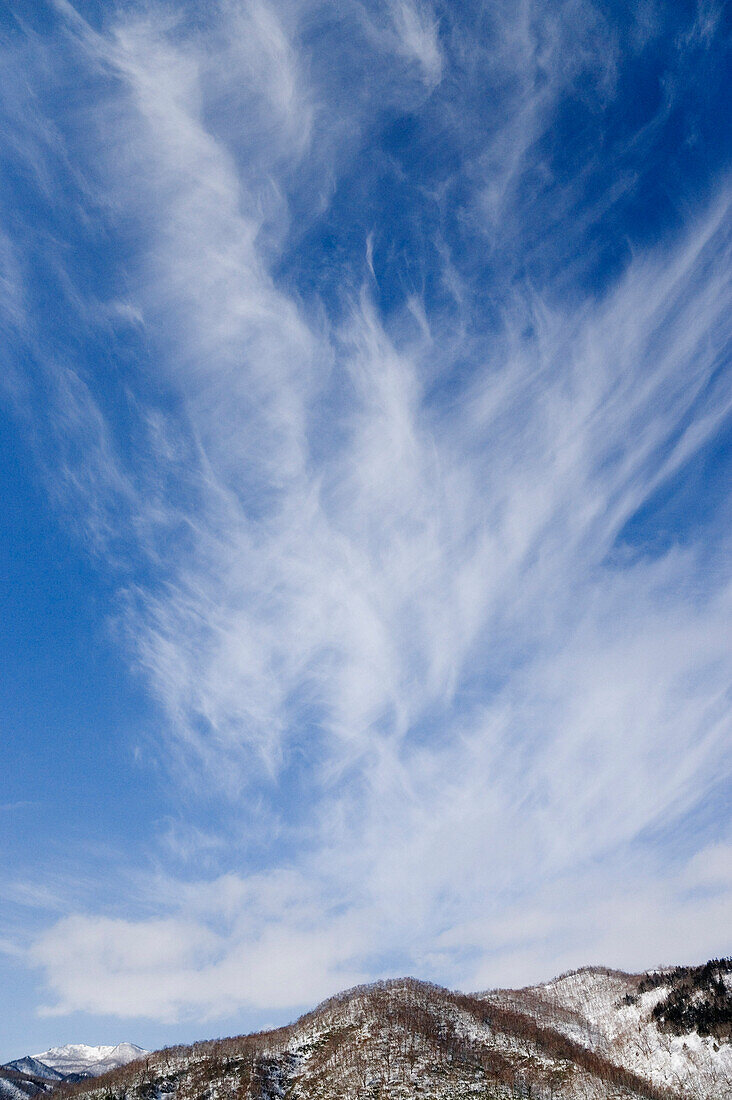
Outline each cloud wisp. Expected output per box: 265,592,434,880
1,0,730,1025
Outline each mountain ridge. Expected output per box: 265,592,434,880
4,960,730,1100
27,1046,148,1079
0,1044,148,1100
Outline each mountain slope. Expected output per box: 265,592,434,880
30,1047,147,1079
0,1068,56,1100
479,960,732,1098
15,961,732,1100
0,1043,149,1100
3,1063,65,1084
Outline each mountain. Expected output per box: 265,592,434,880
480,960,731,1097
0,1068,57,1100
2,1063,65,1084
28,1047,147,1079
51,959,731,1100
0,1044,148,1100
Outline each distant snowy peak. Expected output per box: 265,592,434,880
31,1045,147,1078
31,1047,113,1075
2,1061,65,1083
85,1046,148,1077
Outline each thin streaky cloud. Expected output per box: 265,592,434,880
0,0,729,1034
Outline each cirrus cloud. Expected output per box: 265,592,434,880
0,0,729,1028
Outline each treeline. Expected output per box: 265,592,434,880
634,959,731,1041
0,1066,56,1099
449,991,676,1100
50,974,691,1100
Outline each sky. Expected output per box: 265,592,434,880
0,0,730,1063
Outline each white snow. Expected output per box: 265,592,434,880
516,966,732,1098
31,1045,147,1077
0,1079,32,1100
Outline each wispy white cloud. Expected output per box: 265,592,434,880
0,229,25,336
2,0,730,1023
387,0,443,87
681,839,732,891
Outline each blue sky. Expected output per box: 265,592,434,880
0,0,730,1062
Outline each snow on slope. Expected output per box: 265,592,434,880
484,966,732,1100
52,978,677,1100
12,964,730,1100
3,1062,65,1084
0,1070,55,1100
31,1046,147,1078
0,1079,33,1100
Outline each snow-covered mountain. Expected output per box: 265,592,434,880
5,960,729,1100
480,960,731,1098
29,1046,147,1079
1,1061,65,1084
0,1043,148,1100
41,959,730,1100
